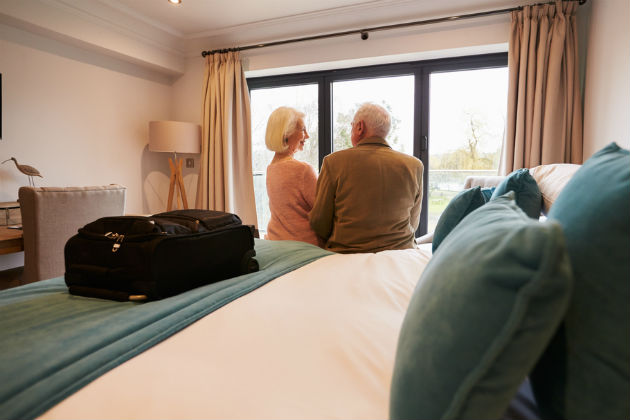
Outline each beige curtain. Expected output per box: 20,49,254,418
196,51,258,227
501,0,583,174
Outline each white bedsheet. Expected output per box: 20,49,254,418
40,248,431,420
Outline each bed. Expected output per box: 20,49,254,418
1,240,430,419
0,143,628,420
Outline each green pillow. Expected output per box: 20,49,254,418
481,187,495,202
491,168,542,218
390,193,572,420
530,142,630,420
432,186,486,252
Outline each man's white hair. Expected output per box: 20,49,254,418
354,102,391,138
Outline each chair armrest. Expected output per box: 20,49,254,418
463,175,506,189
415,231,434,245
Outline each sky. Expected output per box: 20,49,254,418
429,67,508,154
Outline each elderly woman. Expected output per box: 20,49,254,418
264,106,320,247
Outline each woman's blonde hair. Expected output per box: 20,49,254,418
265,106,305,153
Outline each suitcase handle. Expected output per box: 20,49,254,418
68,285,147,302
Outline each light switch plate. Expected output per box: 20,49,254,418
186,158,194,168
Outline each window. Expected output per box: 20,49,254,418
428,67,508,232
331,76,414,154
248,53,507,236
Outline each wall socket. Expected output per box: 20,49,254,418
186,158,194,168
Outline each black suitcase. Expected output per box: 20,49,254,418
64,209,259,301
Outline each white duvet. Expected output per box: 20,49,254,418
41,247,431,420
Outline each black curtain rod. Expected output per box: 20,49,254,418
201,0,586,57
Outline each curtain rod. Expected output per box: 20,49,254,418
200,0,586,57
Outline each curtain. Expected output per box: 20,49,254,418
196,51,258,227
500,0,583,174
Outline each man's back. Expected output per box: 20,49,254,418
309,137,423,253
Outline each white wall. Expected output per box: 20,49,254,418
0,23,190,269
582,0,630,158
0,24,172,210
242,15,510,76
171,57,205,204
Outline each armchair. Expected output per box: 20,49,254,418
18,185,126,284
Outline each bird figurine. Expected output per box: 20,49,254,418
2,157,43,186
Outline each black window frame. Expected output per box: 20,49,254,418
247,52,508,235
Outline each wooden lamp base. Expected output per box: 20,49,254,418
166,157,189,211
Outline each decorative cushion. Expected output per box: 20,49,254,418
490,168,542,218
432,186,485,253
530,142,630,420
529,163,581,214
390,193,573,420
481,187,495,202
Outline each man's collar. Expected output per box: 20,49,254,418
356,136,391,148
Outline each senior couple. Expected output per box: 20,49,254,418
264,103,423,254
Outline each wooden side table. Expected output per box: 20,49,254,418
0,226,23,255
0,201,20,226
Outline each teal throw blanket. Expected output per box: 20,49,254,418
0,239,332,419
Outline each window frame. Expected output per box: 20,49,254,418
247,52,508,235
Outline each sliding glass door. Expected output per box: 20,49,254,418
427,67,508,232
331,76,414,154
248,53,508,236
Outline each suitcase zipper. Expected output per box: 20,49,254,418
153,213,237,231
105,232,125,253
85,224,243,254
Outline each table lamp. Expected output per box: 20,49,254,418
149,121,201,211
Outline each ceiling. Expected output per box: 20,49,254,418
0,0,533,77
104,0,530,39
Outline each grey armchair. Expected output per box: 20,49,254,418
18,185,127,284
463,175,506,189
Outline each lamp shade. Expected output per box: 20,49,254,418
148,121,201,153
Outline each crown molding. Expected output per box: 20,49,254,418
98,0,185,38
44,0,184,55
0,0,186,76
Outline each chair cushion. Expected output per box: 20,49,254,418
529,163,581,214
490,168,541,218
530,142,630,420
390,192,572,420
432,186,485,253
18,185,127,283
463,175,505,189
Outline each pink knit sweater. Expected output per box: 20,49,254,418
266,159,320,246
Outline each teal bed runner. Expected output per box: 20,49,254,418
0,239,332,420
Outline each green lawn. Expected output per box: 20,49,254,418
428,190,458,213
427,190,459,233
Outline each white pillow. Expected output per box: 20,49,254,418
529,164,581,214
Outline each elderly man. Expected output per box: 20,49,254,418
309,102,424,253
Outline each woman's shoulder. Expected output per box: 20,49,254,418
274,159,315,170
268,159,314,176
296,160,318,178
295,159,316,170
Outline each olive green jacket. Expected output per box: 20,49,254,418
309,136,424,253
